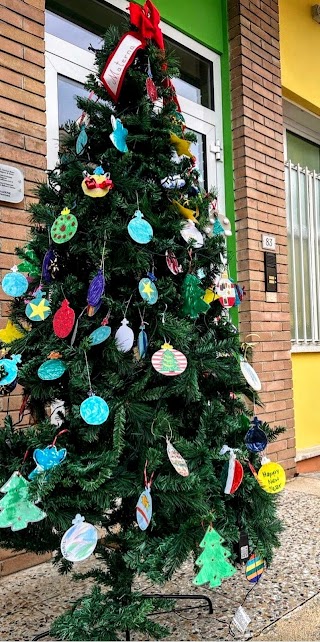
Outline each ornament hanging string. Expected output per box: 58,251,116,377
18,449,30,473
84,351,93,394
51,429,69,447
70,306,87,347
144,460,154,489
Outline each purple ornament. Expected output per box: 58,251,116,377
42,248,55,283
87,270,105,307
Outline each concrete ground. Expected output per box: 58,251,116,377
0,474,320,641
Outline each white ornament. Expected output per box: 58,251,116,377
240,356,261,392
115,318,134,353
180,221,204,248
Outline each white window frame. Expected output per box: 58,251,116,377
45,0,225,214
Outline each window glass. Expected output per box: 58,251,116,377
46,11,103,50
286,131,320,173
165,37,213,109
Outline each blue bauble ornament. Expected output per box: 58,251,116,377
0,354,21,385
28,445,67,480
61,514,98,562
245,417,268,453
2,268,28,298
109,115,128,153
89,325,111,346
128,210,153,244
138,277,158,305
25,290,51,322
80,395,109,425
38,358,66,381
136,487,152,530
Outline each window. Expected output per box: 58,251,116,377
45,0,225,210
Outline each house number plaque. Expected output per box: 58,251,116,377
0,164,24,204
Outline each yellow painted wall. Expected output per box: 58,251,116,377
292,353,320,450
279,0,320,115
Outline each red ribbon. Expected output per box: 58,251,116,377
129,0,164,49
84,177,114,191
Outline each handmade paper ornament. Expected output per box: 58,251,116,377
181,274,210,319
38,353,66,381
257,457,286,494
170,132,193,158
61,514,98,562
136,462,154,531
115,318,134,353
51,207,78,244
193,526,236,588
28,444,67,480
25,290,51,322
110,115,128,153
87,270,105,310
89,324,111,346
139,277,158,305
220,445,244,494
165,250,182,275
166,437,189,477
240,356,262,392
202,288,220,304
0,471,46,531
152,342,187,377
180,221,203,248
146,58,158,102
0,320,24,344
0,354,21,386
173,200,199,224
76,123,88,155
53,299,75,339
128,209,153,244
18,249,41,278
137,322,148,359
81,166,114,198
245,416,268,453
245,554,265,583
161,175,186,189
216,270,236,308
42,247,65,283
80,394,109,425
2,266,28,298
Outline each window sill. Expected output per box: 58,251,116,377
291,343,320,353
296,446,320,462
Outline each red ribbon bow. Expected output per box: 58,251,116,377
85,176,114,191
129,0,164,50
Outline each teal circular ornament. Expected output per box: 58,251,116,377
139,278,158,305
80,395,109,425
38,359,66,381
89,325,111,346
0,354,21,385
128,209,153,244
25,290,51,322
2,269,28,298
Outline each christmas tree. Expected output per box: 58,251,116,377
193,526,236,588
0,472,46,531
0,2,284,639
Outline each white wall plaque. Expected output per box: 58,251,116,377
0,163,24,204
262,233,276,251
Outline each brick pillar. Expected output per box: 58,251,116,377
228,0,296,475
0,0,50,571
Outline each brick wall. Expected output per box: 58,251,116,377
0,0,49,572
228,0,296,475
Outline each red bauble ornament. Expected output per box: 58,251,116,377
53,299,75,338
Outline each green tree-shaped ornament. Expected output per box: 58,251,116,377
161,345,180,373
181,274,210,319
193,526,236,588
0,472,46,531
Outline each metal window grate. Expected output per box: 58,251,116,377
286,161,320,345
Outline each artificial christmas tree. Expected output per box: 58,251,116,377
0,2,284,639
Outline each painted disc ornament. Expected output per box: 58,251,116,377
53,299,75,338
82,166,114,198
61,514,98,562
87,270,105,307
216,271,236,308
152,342,187,377
80,394,109,425
220,446,244,495
257,457,286,494
28,445,67,480
128,209,153,244
180,221,204,248
42,248,65,282
109,115,128,153
115,318,134,353
25,290,51,322
139,277,158,305
240,356,261,392
51,207,78,244
245,554,265,583
38,355,66,381
166,439,189,477
0,354,21,386
89,325,111,346
165,250,182,275
2,267,28,298
245,417,268,453
136,486,152,531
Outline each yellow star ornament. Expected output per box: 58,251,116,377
142,281,154,297
0,321,24,344
29,298,50,320
170,133,193,158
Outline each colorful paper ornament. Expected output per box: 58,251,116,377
2,266,28,298
81,166,114,198
240,356,261,392
245,417,268,453
18,249,41,278
80,394,109,425
53,299,75,339
181,274,210,319
87,269,105,308
89,324,111,346
28,445,67,480
165,250,182,275
51,207,78,244
0,354,21,385
161,175,185,189
152,342,187,377
180,221,204,248
139,277,158,305
166,438,189,477
220,445,244,494
76,123,88,155
257,457,286,494
128,209,153,244
42,247,65,283
193,526,236,588
137,322,148,359
115,318,134,353
61,514,98,562
170,132,193,158
0,471,46,531
216,270,236,308
25,290,51,322
173,200,199,224
0,320,24,344
38,354,66,381
136,463,154,531
245,554,265,583
110,115,128,153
